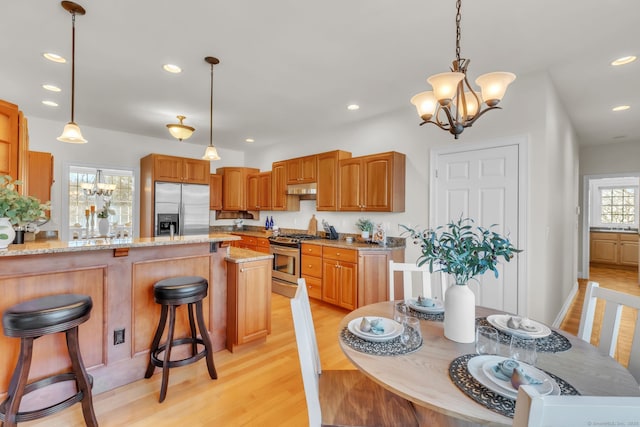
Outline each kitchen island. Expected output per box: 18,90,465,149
0,233,240,401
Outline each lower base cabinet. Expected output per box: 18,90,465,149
226,258,272,352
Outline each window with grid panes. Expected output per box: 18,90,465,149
68,167,134,238
600,187,635,225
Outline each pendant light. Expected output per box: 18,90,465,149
202,56,221,161
166,115,195,141
410,0,516,139
57,1,87,144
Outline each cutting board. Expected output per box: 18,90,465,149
307,214,317,235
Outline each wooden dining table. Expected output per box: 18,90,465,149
338,301,640,427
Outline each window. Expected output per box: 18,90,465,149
68,166,134,238
600,187,635,225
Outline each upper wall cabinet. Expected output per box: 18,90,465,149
210,174,222,210
150,154,210,184
217,167,260,211
271,161,300,211
338,151,405,212
247,171,272,211
27,151,53,205
316,150,352,211
286,154,317,184
0,99,29,185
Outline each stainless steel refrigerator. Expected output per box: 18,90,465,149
154,182,210,236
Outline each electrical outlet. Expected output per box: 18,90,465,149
114,328,125,345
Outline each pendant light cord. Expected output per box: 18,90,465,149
209,63,214,147
71,12,76,122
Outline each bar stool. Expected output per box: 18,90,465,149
0,294,98,427
144,276,217,402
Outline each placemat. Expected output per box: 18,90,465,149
340,326,422,356
449,354,580,418
476,317,572,353
407,306,445,322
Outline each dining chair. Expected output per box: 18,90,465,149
290,278,418,427
577,281,640,383
512,385,640,427
389,260,447,301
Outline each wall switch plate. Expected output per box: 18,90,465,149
114,328,125,345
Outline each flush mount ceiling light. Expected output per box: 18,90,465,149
611,56,637,66
42,84,61,92
43,52,66,63
163,64,182,74
202,56,221,161
410,0,515,139
166,115,195,141
57,1,87,144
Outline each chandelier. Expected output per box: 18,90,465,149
202,56,221,161
166,115,195,141
57,1,88,144
410,0,516,139
81,170,116,197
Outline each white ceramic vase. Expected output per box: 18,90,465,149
444,282,476,343
361,231,370,239
0,218,16,250
98,218,110,236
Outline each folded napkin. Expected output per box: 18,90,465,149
506,316,539,333
359,317,385,335
491,359,543,389
416,295,435,307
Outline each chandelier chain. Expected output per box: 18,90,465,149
455,0,462,62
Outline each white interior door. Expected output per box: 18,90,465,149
433,144,520,313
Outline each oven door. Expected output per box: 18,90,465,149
270,244,300,284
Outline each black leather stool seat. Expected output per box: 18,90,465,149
3,294,92,338
145,276,217,402
153,276,208,305
0,294,97,427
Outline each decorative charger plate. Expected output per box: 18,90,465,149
408,298,444,313
347,317,402,342
486,314,551,338
467,355,559,399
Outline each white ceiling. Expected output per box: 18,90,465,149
1,1,639,151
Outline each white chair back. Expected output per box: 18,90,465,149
389,260,448,301
578,281,640,383
291,278,322,427
513,385,640,427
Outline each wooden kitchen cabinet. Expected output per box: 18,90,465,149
322,247,357,310
209,174,222,210
590,232,639,268
271,161,300,211
148,153,209,184
27,151,53,205
216,167,259,211
0,100,29,186
316,150,351,211
338,151,405,212
232,234,270,254
286,154,317,184
226,258,272,352
301,243,323,300
247,171,272,210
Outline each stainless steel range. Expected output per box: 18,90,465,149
269,233,319,297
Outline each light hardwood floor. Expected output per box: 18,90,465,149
21,267,639,426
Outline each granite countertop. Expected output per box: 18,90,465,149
0,233,241,257
225,247,273,263
590,228,639,235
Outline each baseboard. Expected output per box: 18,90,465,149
552,281,579,329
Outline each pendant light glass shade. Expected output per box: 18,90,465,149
427,72,465,106
410,91,438,121
166,115,195,141
202,145,221,161
475,72,516,107
57,121,87,143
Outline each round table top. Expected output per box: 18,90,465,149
339,301,640,427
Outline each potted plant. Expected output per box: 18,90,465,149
0,175,49,246
356,217,374,239
401,216,521,343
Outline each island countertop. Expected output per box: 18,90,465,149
0,233,241,257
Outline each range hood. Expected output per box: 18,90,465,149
286,183,317,199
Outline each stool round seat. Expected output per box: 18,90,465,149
3,294,92,338
153,276,208,305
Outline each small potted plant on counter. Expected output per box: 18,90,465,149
356,217,374,240
0,175,50,247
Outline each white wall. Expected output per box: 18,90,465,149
27,117,245,239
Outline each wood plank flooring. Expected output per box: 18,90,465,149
21,267,639,426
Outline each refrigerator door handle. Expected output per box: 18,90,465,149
179,196,185,236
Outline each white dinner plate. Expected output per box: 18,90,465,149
481,360,555,396
408,298,444,313
467,355,560,400
486,314,552,338
348,317,403,342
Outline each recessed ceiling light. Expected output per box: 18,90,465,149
612,105,630,112
42,84,61,92
611,56,637,66
163,64,182,74
43,52,66,63
42,100,59,107
245,138,255,143
347,104,360,111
